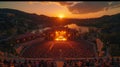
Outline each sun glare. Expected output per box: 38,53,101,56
58,14,65,19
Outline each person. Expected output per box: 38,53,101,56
31,61,36,67
116,58,120,67
43,60,47,67
77,60,82,67
3,59,8,67
94,61,100,67
28,60,32,67
114,58,120,67
13,60,18,67
56,61,64,67
17,61,23,67
0,59,4,67
85,59,90,67
50,61,55,67
74,62,79,67
8,60,15,67
38,61,42,67
63,62,67,67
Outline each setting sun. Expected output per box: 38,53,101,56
58,14,65,19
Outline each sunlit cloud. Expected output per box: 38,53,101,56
37,2,60,6
58,1,83,7
1,1,120,19
107,2,120,10
28,1,40,5
28,1,34,4
58,2,120,14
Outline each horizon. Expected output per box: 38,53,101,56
0,1,120,19
1,8,119,20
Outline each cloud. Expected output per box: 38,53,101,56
28,1,40,5
107,2,120,10
59,2,74,6
68,2,109,14
59,2,83,6
28,1,60,6
28,2,34,4
58,2,120,14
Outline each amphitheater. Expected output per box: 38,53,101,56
19,27,97,60
21,40,96,59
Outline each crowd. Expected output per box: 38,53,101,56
22,40,95,58
63,57,120,67
0,57,119,67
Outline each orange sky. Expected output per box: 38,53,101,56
0,1,120,19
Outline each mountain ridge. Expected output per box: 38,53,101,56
1,8,120,20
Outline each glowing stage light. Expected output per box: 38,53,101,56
55,36,67,41
54,31,67,41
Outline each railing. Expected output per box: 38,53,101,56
2,57,120,61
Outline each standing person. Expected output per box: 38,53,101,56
8,60,15,67
77,60,83,67
28,60,32,67
0,59,4,67
23,60,31,67
116,58,120,67
38,60,42,67
51,61,55,67
63,62,67,67
32,61,37,67
3,59,8,67
54,61,57,67
17,61,23,67
94,61,100,67
43,60,48,67
114,58,120,67
85,59,90,67
56,61,64,67
13,60,18,67
74,62,79,67
35,61,39,67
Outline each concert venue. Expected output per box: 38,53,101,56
0,1,120,67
